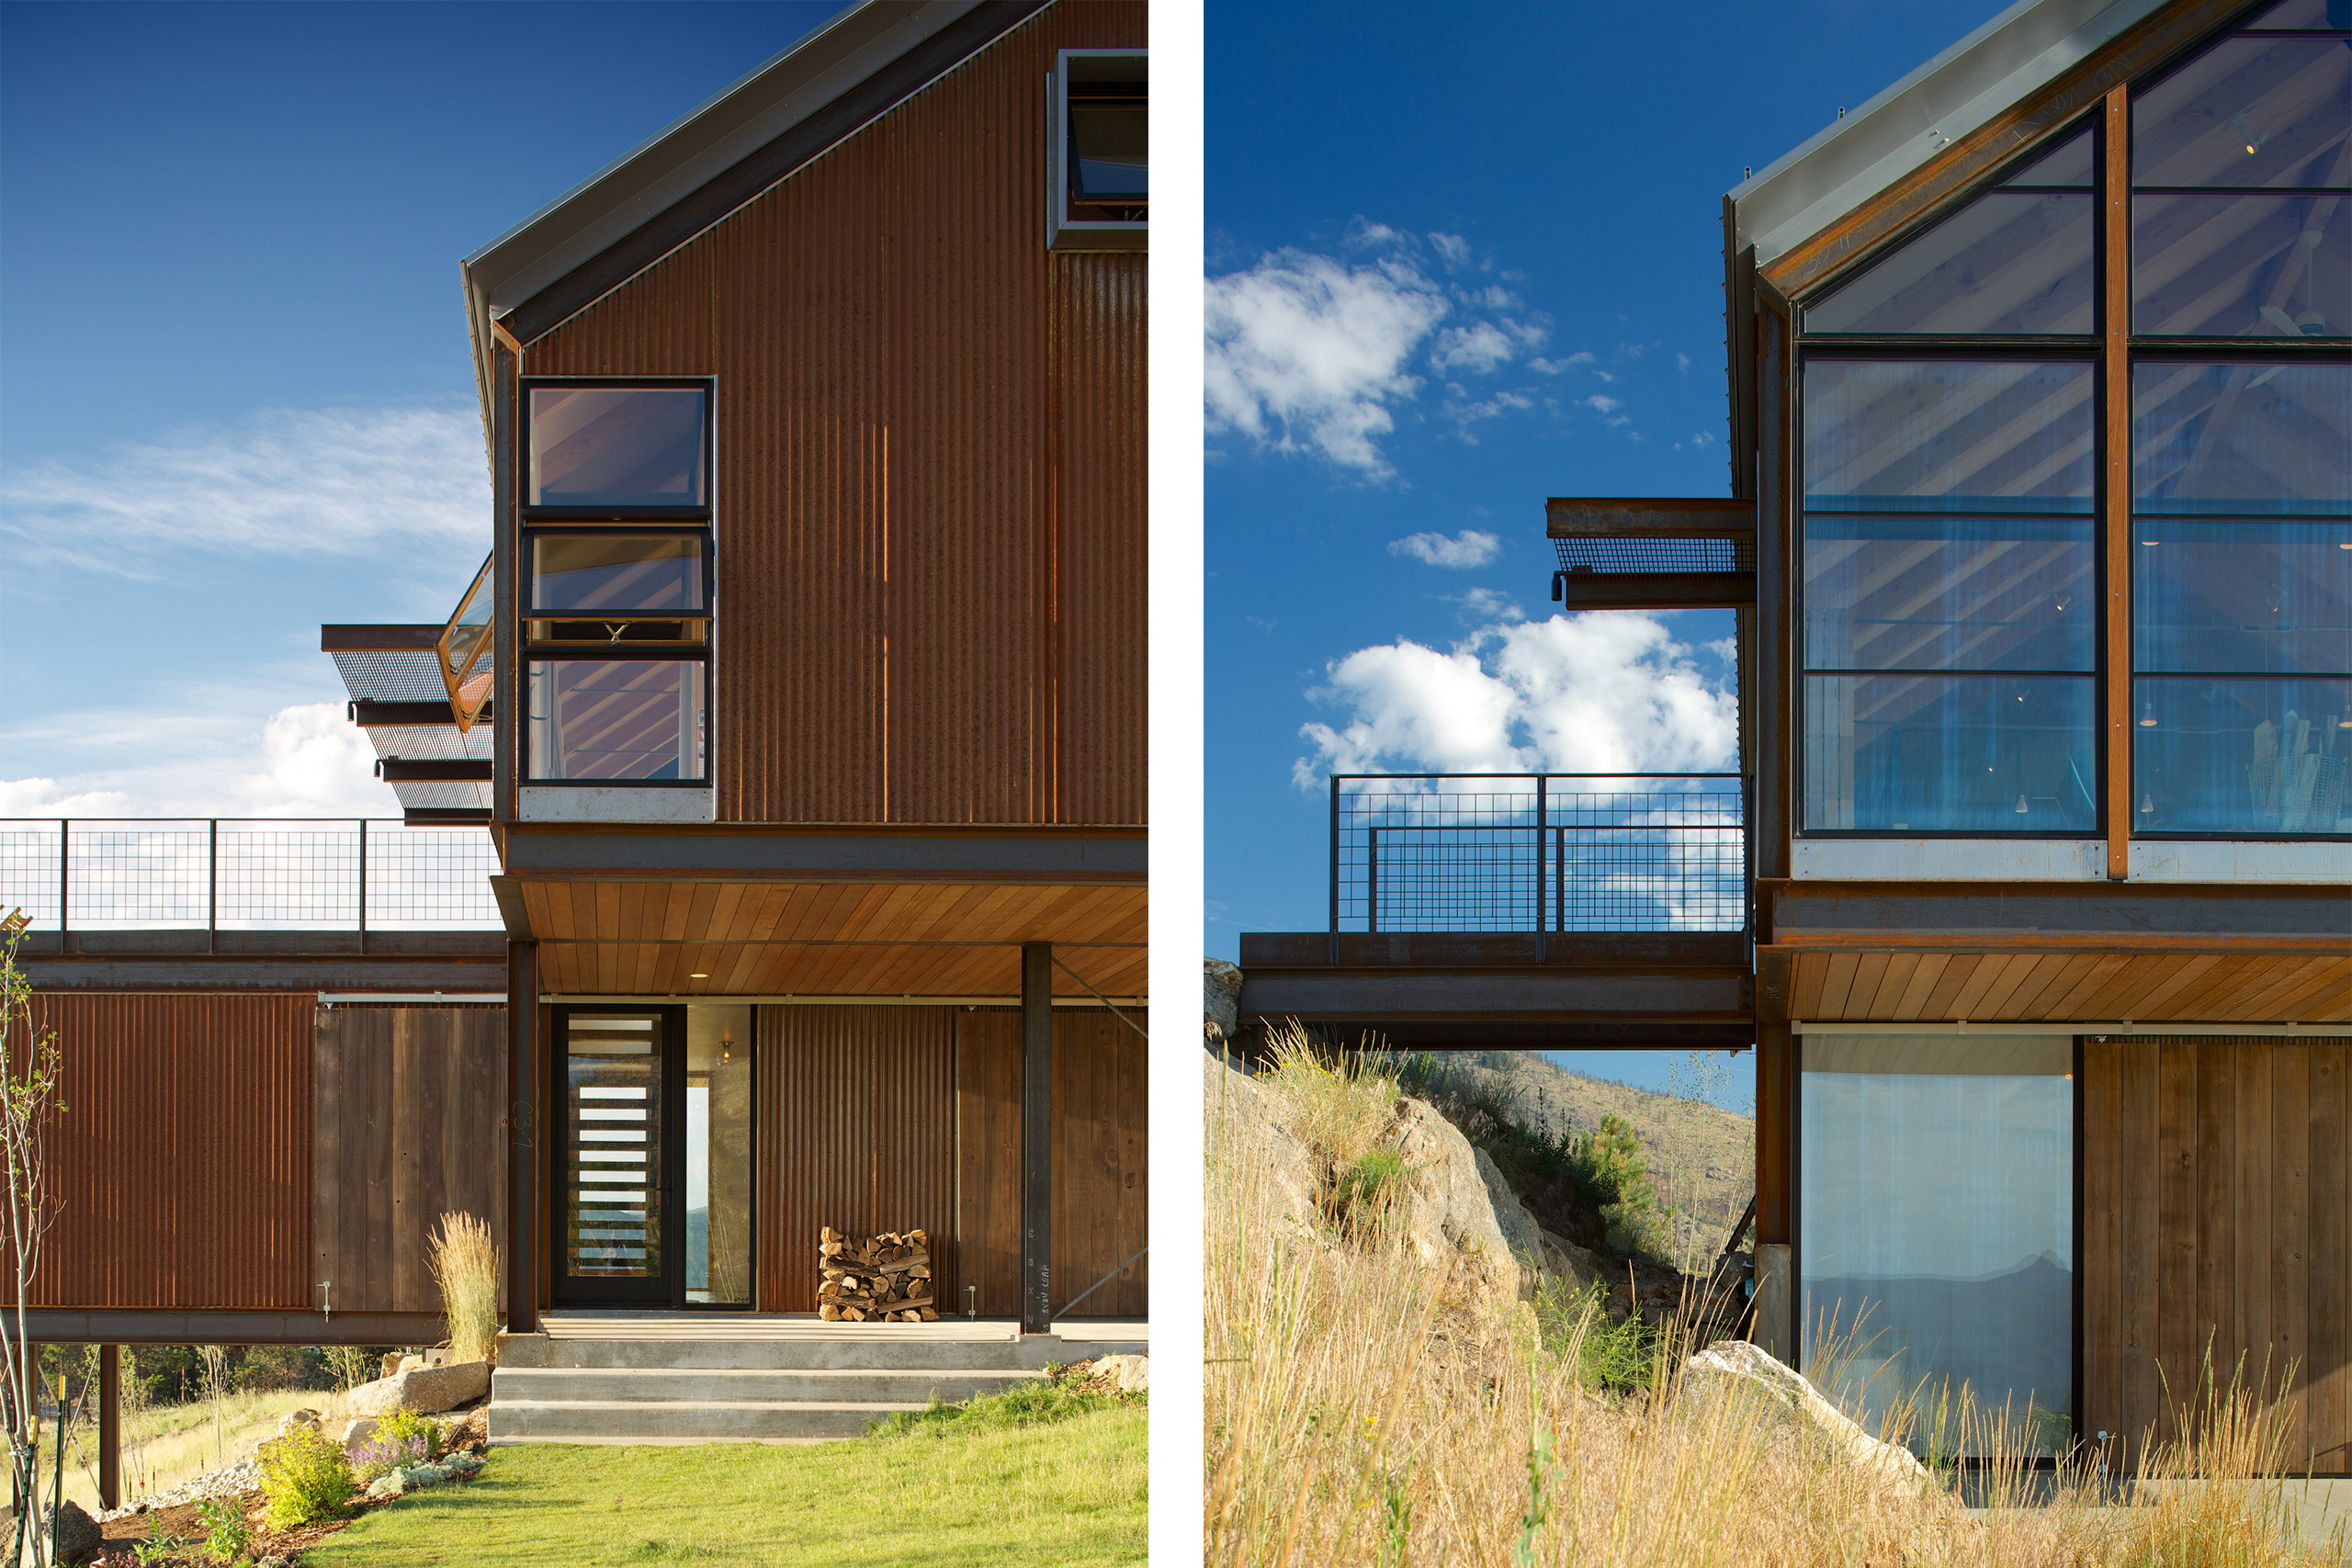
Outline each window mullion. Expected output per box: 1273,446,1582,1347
2102,83,2134,881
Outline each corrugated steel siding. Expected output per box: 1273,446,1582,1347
756,1006,956,1313
22,994,312,1309
525,1,1146,827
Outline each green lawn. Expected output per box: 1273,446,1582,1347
300,1404,1147,1568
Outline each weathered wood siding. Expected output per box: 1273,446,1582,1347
955,1010,1023,1320
1051,1008,1148,1318
313,1006,509,1315
2083,1035,2350,1472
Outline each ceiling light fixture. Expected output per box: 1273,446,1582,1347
2139,702,2159,728
690,971,708,979
2016,794,2030,814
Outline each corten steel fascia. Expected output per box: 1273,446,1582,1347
377,760,493,784
20,960,506,992
1250,1020,1759,1052
497,825,1147,879
320,625,441,652
1238,931,1752,970
1545,498,1756,537
459,0,1049,444
350,700,489,728
1758,879,2352,946
1552,573,1757,611
1238,969,1754,1022
0,1311,449,1348
13,930,503,957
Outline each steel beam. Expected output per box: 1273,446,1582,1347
497,825,1146,882
1758,878,2352,947
1239,968,1752,1022
1240,931,1751,970
1552,571,1755,610
0,1311,448,1347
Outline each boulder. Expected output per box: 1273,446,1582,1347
1203,959,1241,1043
1681,1340,1933,1498
346,1359,491,1416
1377,1093,1521,1312
340,1416,379,1450
1091,1353,1149,1393
1204,1049,1320,1228
51,1500,101,1566
276,1407,322,1438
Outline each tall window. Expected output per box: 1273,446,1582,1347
521,380,714,784
2130,3,2352,835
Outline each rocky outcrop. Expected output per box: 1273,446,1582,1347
1476,1146,1606,1299
346,1358,491,1416
1204,1047,1321,1226
1204,959,1241,1043
1682,1340,1934,1498
51,1500,101,1565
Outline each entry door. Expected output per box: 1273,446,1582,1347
554,1007,684,1306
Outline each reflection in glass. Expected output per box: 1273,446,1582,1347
685,1005,752,1307
1807,195,2093,335
436,554,494,730
566,1013,662,1281
2133,361,2352,513
531,534,706,614
1802,1035,2074,1456
2133,520,2352,672
2134,192,2350,336
1804,360,2095,512
528,386,707,509
2243,0,2352,28
1804,516,2096,671
2133,35,2352,190
526,660,707,781
1997,122,2095,187
2134,677,2352,832
1069,96,1148,205
1803,675,2098,830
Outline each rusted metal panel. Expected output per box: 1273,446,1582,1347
1051,1007,1146,1317
755,1005,956,1313
21,994,312,1310
524,2,1147,828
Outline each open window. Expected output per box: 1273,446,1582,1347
1048,49,1147,253
526,530,710,648
437,554,494,735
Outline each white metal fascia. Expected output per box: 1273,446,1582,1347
457,0,984,463
1725,0,2173,278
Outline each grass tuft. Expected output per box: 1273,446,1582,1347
429,1211,501,1363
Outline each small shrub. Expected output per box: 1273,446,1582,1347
197,1494,253,1564
869,1373,1114,1437
1566,1114,1671,1258
256,1427,357,1530
374,1405,448,1459
349,1432,432,1484
1534,1278,1661,1394
132,1533,186,1566
1331,1146,1408,1231
429,1211,501,1362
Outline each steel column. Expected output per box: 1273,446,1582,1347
96,1346,118,1511
1021,942,1053,1334
356,820,368,952
2101,83,2132,882
507,940,539,1334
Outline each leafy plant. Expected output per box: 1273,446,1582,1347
130,1533,186,1566
197,1495,253,1565
428,1212,501,1363
349,1432,431,1483
255,1427,356,1530
1566,1114,1670,1258
1532,1277,1662,1394
1331,1146,1408,1230
374,1406,447,1460
0,909,68,1568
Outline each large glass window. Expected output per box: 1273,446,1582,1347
685,1004,752,1307
526,384,708,512
1802,1035,2074,1456
526,660,707,782
1802,360,2098,830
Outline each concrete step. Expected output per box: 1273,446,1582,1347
498,1334,1142,1371
488,1397,921,1443
492,1365,1042,1407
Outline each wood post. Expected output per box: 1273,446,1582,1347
507,940,539,1335
1021,942,1053,1334
1753,1021,1796,1358
97,1346,118,1512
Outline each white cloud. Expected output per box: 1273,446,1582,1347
1429,231,1473,267
1578,394,1622,414
1,697,399,819
0,779,127,816
1294,610,1736,784
1388,528,1502,569
1204,250,1450,477
1430,321,1518,375
1529,351,1596,375
0,405,485,575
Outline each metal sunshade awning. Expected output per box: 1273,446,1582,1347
322,624,492,823
1547,497,1757,610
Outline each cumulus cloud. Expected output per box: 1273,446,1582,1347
0,406,485,575
1430,321,1519,375
1204,250,1450,477
1,699,399,819
1294,611,1737,785
1388,528,1502,569
1578,394,1622,414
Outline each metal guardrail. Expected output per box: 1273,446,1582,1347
1329,773,1748,935
0,820,502,933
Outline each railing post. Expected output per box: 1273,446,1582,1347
1535,775,1548,964
1328,775,1340,964
356,818,368,951
207,820,218,953
57,818,68,942
1365,827,1378,935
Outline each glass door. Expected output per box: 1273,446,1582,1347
555,1008,682,1305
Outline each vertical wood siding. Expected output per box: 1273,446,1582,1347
1051,1008,1148,1317
314,1007,509,1315
22,994,311,1310
524,1,1146,827
2083,1036,2351,1472
955,1010,1023,1320
757,1006,956,1313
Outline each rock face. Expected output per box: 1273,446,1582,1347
276,1407,322,1437
1476,1145,1605,1299
1682,1340,1933,1497
1203,958,1241,1043
51,1500,101,1565
1093,1353,1149,1393
346,1359,491,1416
1204,1048,1320,1227
341,1416,380,1450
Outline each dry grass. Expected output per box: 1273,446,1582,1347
1205,1027,2348,1567
429,1211,500,1363
53,1387,327,1516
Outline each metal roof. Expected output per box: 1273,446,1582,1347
1724,0,2170,271
458,0,992,459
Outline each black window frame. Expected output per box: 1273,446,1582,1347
519,376,716,522
1047,48,1148,254
521,524,716,648
521,649,712,788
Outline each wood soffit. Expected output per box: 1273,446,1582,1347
1758,0,2246,301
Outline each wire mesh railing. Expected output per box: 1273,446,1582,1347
0,820,502,932
1329,773,1747,934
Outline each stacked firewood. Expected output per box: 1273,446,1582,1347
818,1226,940,1322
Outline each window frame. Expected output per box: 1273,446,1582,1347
519,376,716,522
1047,48,1148,254
521,525,716,645
522,651,712,788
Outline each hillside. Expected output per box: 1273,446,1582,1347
1405,1050,1755,1272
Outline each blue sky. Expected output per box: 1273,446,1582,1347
1204,0,2011,1099
0,0,849,818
